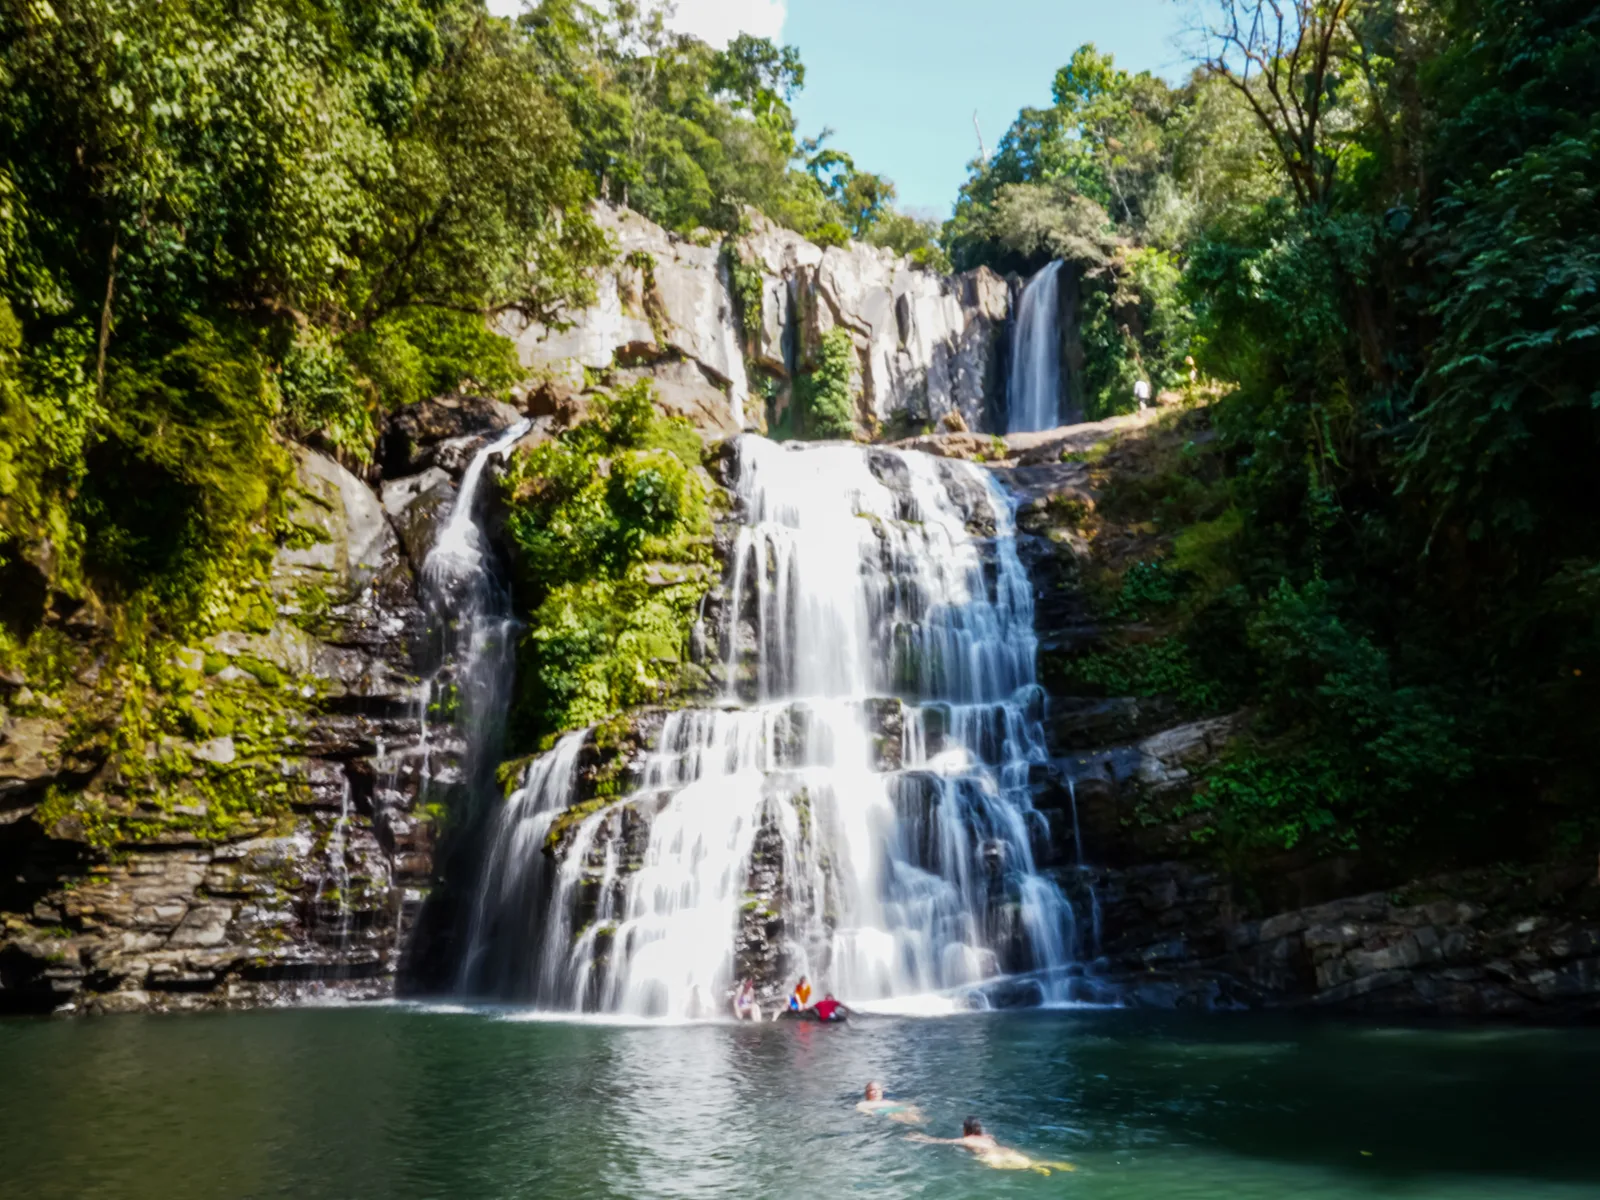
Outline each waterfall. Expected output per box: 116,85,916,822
462,433,1081,1016
1066,774,1103,963
417,419,531,792
457,730,587,996
406,419,532,992
1007,260,1065,434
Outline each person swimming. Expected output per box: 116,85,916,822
788,975,812,1013
856,1081,924,1125
908,1116,1076,1176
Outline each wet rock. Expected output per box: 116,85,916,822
382,469,455,568
382,395,523,476
734,804,789,994
0,713,67,806
861,698,905,771
277,447,404,605
1070,855,1600,1021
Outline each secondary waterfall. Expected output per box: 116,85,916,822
1007,260,1065,434
415,420,531,891
460,434,1083,1016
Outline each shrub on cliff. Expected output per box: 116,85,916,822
791,328,857,440
500,381,714,748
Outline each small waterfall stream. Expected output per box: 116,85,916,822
1007,260,1065,433
417,420,531,794
458,433,1086,1016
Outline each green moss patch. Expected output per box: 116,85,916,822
500,381,717,750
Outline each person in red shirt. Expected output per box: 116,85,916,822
811,992,849,1022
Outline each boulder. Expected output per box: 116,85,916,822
0,713,66,807
276,447,404,604
382,469,455,569
382,395,523,476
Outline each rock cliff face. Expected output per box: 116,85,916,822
0,399,518,1015
419,405,1600,1024
7,240,1597,1022
984,411,1600,1020
502,204,1011,437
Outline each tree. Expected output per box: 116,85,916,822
1198,0,1356,211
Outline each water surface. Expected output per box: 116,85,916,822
3,1006,1598,1198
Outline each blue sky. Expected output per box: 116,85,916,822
486,0,1196,216
785,0,1196,215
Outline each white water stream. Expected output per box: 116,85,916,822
417,420,531,788
1007,260,1066,433
461,434,1083,1016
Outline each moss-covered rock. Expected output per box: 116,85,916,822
0,442,439,1016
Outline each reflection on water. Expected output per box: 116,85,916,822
3,1008,1599,1199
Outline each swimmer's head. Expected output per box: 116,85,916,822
864,1082,883,1101
963,1117,985,1137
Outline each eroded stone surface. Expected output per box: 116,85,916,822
1069,860,1600,1019
0,440,451,1016
504,204,1011,437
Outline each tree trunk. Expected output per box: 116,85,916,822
96,236,119,405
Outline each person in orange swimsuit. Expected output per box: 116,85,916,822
787,975,812,1013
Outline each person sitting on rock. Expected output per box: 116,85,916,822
908,1116,1075,1175
856,1081,924,1124
788,975,812,1013
732,978,760,1021
811,992,849,1022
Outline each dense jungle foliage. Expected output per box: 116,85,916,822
978,0,1600,865
2,0,1596,877
0,0,908,670
498,379,714,749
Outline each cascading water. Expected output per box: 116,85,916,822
323,777,353,959
462,433,1085,1016
456,730,587,996
406,419,533,991
417,420,531,795
1007,260,1066,434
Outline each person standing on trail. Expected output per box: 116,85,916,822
1134,379,1152,412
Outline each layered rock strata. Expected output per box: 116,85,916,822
0,400,512,1014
